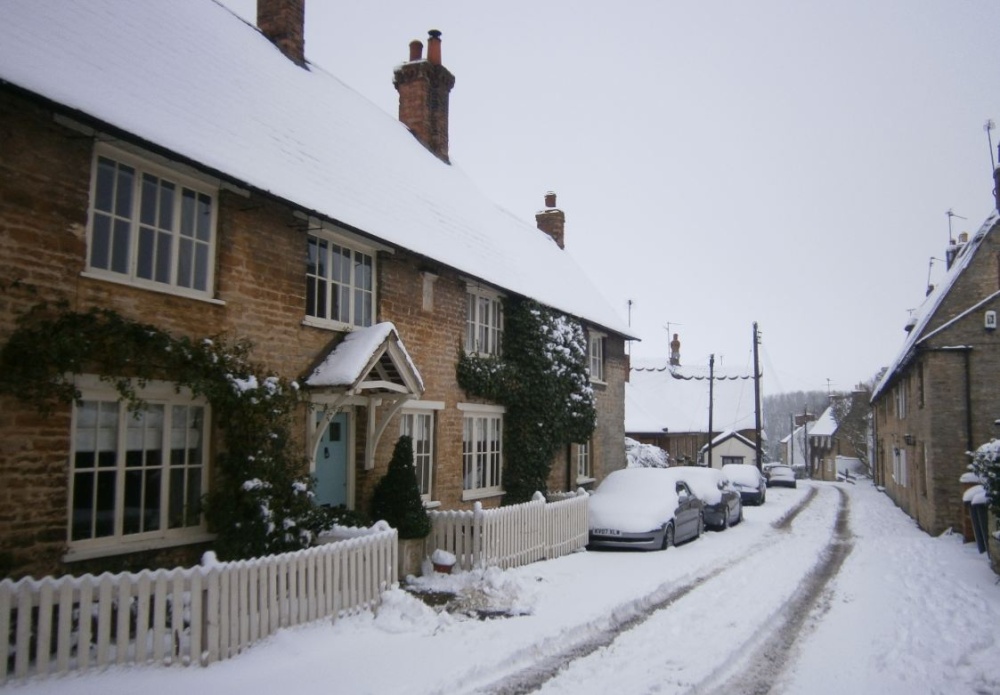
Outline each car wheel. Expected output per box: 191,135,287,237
661,522,675,550
720,510,730,530
696,512,704,539
738,505,744,524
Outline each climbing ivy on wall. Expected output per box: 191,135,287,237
457,297,596,504
0,301,347,560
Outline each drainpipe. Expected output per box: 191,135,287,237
964,349,974,451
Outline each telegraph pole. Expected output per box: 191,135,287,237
753,322,763,470
707,354,715,468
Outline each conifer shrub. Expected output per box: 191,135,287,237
370,435,431,539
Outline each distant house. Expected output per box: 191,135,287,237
699,430,757,469
0,0,633,578
626,335,761,467
871,193,1000,535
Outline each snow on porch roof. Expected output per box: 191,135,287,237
305,322,423,394
0,0,633,339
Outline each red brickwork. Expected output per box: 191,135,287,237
0,89,628,576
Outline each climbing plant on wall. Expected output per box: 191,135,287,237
0,301,345,560
457,297,596,504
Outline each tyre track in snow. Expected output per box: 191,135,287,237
694,486,853,695
461,487,822,695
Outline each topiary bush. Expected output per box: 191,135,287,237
370,435,431,539
969,439,1000,529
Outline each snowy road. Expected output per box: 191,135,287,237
474,485,851,695
19,482,1000,695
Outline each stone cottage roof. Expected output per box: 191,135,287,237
873,211,1000,400
0,0,632,338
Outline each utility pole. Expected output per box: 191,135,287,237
789,414,795,467
752,322,763,471
707,354,715,468
803,405,811,477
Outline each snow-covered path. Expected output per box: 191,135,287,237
15,482,1000,695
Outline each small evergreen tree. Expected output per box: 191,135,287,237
370,435,431,539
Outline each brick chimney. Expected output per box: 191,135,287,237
257,0,305,66
669,333,681,366
393,30,456,163
535,192,565,249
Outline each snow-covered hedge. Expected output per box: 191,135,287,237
625,436,670,468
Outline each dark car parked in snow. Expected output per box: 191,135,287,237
765,464,798,488
721,463,767,506
660,467,742,530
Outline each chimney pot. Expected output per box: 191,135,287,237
535,191,565,249
670,333,681,366
393,30,455,163
409,40,423,62
427,29,443,65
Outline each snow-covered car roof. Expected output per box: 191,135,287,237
588,468,680,533
657,467,725,506
721,463,764,486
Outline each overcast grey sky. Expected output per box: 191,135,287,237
221,0,1000,395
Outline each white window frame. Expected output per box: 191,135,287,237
894,382,907,419
66,375,212,561
458,403,505,500
84,144,219,302
722,456,745,466
465,285,504,356
400,401,443,506
892,446,908,487
587,330,606,383
576,440,594,485
304,227,377,330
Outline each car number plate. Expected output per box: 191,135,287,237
592,528,621,536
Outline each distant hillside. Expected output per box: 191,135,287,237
762,391,830,461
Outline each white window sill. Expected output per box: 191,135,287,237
461,489,505,503
81,271,224,306
576,476,596,486
302,316,365,332
589,378,607,386
423,500,441,510
63,531,216,563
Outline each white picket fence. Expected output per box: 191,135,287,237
427,490,589,571
0,528,397,684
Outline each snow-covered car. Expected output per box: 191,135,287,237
658,467,742,530
766,464,797,488
588,468,704,551
721,463,767,505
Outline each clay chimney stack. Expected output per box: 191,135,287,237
393,30,456,163
670,333,681,366
257,0,306,67
535,191,566,249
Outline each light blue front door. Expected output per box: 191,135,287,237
314,413,348,508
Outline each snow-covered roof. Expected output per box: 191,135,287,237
626,358,758,434
305,322,421,391
809,406,837,437
0,0,632,338
873,212,999,400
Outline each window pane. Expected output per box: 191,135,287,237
140,174,158,226
158,181,175,230
94,158,116,213
114,164,134,218
196,194,212,242
156,231,172,283
137,226,155,280
193,243,208,291
180,189,196,238
94,470,116,538
111,219,131,274
90,214,111,270
177,236,193,287
71,470,95,541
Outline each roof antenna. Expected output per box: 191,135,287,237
985,119,996,171
926,256,943,295
946,209,966,244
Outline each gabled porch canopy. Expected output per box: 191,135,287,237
304,322,424,469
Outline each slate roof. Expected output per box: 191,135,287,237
626,358,758,434
873,212,1000,400
0,0,632,338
